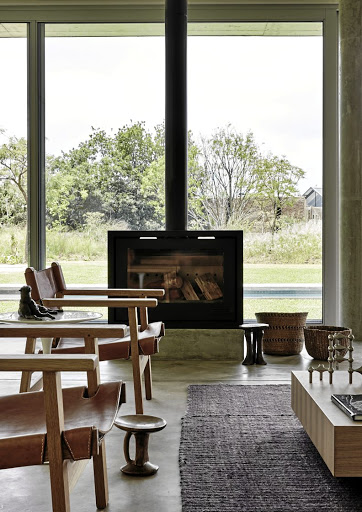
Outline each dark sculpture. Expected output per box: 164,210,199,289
18,285,58,320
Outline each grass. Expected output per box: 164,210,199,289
243,263,322,284
243,298,322,321
0,262,322,286
1,260,322,320
0,261,108,285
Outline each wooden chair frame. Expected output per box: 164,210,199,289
24,262,165,414
0,351,125,512
0,306,157,415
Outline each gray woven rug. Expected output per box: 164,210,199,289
179,384,362,512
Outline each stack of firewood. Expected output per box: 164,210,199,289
146,270,223,301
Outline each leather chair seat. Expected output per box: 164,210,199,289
0,381,123,470
47,321,165,360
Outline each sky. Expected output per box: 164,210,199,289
0,33,322,193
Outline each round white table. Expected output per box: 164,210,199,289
0,311,103,353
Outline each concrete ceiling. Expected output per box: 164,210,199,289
0,0,338,5
0,21,323,38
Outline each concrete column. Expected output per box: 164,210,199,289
340,1,362,338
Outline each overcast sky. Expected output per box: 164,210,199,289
0,34,322,193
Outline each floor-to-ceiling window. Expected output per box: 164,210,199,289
0,5,338,325
187,22,323,321
44,24,165,297
0,23,27,313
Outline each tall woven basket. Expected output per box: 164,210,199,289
304,325,351,360
255,312,308,356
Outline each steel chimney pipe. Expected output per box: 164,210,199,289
165,0,188,231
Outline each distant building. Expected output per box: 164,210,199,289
303,187,322,221
303,187,323,207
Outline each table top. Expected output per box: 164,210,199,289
292,370,362,427
0,310,102,324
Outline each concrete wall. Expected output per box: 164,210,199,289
153,329,244,360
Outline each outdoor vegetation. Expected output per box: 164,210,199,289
0,122,318,264
0,122,322,318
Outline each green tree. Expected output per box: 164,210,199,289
255,154,305,233
190,125,261,229
0,133,27,225
46,122,163,230
140,130,204,229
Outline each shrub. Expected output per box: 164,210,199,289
243,221,322,264
0,226,27,264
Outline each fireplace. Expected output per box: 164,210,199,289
108,231,243,328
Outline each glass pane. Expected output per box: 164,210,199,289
0,24,27,314
45,24,165,316
128,248,224,303
187,22,323,322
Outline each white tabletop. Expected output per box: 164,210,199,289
0,310,103,354
0,310,103,324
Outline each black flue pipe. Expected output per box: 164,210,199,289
165,0,188,231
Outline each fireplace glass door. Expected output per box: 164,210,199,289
128,248,224,303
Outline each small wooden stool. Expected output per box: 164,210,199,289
114,414,167,476
240,323,269,365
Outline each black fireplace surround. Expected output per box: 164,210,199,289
108,231,243,329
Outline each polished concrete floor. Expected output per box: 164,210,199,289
1,339,361,512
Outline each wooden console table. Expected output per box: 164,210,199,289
292,371,362,477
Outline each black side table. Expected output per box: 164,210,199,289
240,323,269,365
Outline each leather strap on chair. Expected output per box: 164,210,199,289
0,381,123,469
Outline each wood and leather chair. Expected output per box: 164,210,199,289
0,350,126,512
24,262,165,414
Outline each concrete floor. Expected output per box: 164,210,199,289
0,339,360,512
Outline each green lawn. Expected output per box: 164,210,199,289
244,263,322,284
1,262,322,286
0,261,108,285
0,261,322,319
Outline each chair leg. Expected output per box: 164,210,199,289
129,306,144,414
132,355,144,414
19,337,36,392
93,440,109,510
48,456,71,512
144,356,152,400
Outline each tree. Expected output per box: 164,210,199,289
189,125,261,229
46,122,164,230
255,154,305,233
0,133,27,225
140,130,205,229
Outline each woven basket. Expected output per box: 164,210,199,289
255,312,308,356
304,325,351,360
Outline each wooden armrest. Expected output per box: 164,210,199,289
0,354,98,372
43,298,158,308
63,288,165,297
0,324,128,338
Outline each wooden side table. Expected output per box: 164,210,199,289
240,323,269,365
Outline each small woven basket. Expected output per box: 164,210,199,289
255,312,308,356
304,325,351,360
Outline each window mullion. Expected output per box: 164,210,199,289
27,21,45,269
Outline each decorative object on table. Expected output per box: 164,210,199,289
240,323,269,365
114,414,167,476
331,394,362,421
18,285,58,320
308,331,355,384
254,312,308,355
304,325,351,360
